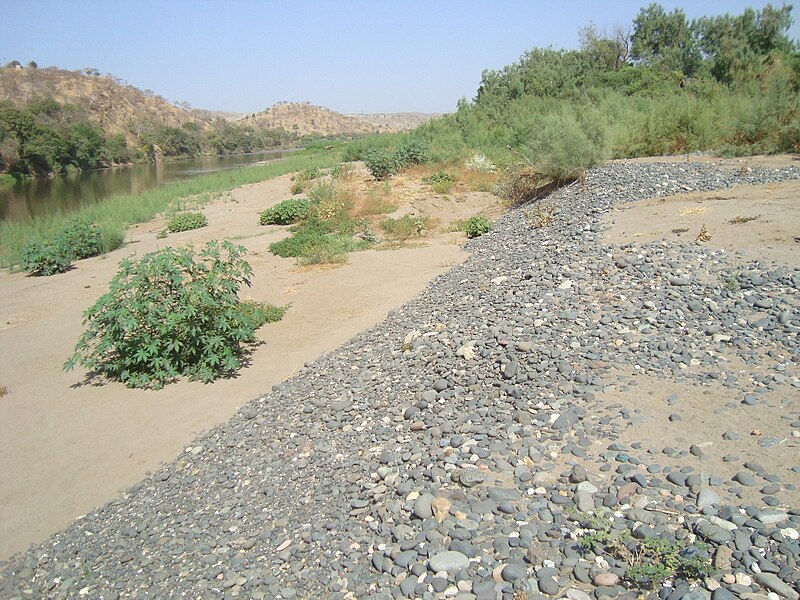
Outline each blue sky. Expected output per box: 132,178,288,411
1,1,797,114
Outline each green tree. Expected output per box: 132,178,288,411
631,3,702,76
695,4,795,83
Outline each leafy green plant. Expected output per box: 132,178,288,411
464,215,491,238
64,241,274,389
574,511,713,590
167,211,208,233
626,538,713,589
59,219,103,259
20,237,73,276
423,171,456,194
259,199,311,225
236,299,287,329
363,148,401,180
395,139,430,166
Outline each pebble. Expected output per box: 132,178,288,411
429,551,470,574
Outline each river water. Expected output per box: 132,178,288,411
0,150,292,222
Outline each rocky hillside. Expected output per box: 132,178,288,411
0,65,214,145
240,102,380,137
347,112,439,131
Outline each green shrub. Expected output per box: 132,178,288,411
465,215,491,238
269,214,368,262
259,199,311,225
423,171,456,194
64,241,269,389
236,299,287,329
269,214,336,258
363,148,401,180
167,211,208,233
59,219,103,259
290,167,321,194
396,139,430,166
381,215,429,239
20,237,73,276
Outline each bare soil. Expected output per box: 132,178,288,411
600,158,800,509
0,170,502,559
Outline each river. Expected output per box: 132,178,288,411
0,150,293,222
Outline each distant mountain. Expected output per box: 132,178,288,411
240,102,383,137
0,65,216,146
347,112,439,131
0,64,439,153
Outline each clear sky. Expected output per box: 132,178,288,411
1,0,797,115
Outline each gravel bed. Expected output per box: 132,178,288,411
2,161,800,600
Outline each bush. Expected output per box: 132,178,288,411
64,241,271,389
464,215,491,238
167,211,208,233
20,237,73,276
259,199,310,225
59,219,103,259
381,215,430,239
363,148,401,180
423,171,456,194
396,139,430,166
236,299,287,329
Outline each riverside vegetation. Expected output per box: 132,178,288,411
0,149,341,270
349,3,799,201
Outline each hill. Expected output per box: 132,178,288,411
240,102,381,137
347,112,438,131
0,65,213,145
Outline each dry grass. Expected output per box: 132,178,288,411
729,214,762,224
696,224,712,242
524,203,556,228
680,207,710,217
459,169,499,192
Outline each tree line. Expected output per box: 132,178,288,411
0,97,297,177
405,2,798,183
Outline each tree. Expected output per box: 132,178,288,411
580,23,632,71
27,60,38,69
631,3,702,76
695,3,795,83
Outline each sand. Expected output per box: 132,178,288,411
0,171,502,559
2,155,797,561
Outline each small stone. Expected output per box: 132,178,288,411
714,545,733,570
429,551,470,574
459,470,486,488
413,493,435,519
593,572,619,587
501,563,527,582
432,497,452,523
733,472,758,487
753,572,800,600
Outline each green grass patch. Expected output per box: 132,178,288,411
167,211,208,233
0,174,18,189
259,199,311,225
0,150,340,269
380,215,430,240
